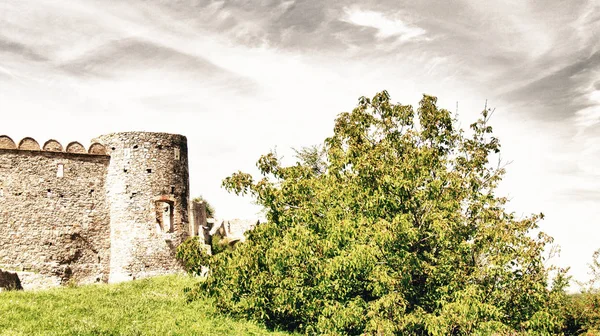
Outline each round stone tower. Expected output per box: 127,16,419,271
94,132,189,283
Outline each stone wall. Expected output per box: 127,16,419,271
223,219,260,241
94,132,189,283
0,145,111,289
0,132,192,288
190,201,207,243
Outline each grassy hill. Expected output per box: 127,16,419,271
0,275,292,336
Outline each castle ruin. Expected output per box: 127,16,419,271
0,132,206,289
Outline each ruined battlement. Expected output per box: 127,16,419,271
0,131,197,290
0,135,107,155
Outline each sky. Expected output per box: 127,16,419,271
1,0,599,287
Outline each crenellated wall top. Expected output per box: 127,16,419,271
0,135,107,155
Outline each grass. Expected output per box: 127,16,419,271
0,275,293,336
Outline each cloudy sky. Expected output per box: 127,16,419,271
1,0,599,286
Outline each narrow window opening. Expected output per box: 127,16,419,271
57,164,64,178
170,186,175,194
111,147,116,151
133,145,138,149
155,201,174,233
146,169,152,173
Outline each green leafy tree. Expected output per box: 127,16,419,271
293,144,327,176
190,91,568,335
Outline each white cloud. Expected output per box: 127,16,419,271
341,7,426,41
575,90,600,129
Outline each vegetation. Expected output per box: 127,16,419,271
210,233,236,255
193,195,215,218
0,275,293,335
177,237,211,276
563,249,600,335
183,91,580,335
565,293,600,335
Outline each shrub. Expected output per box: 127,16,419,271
563,249,600,335
176,237,211,276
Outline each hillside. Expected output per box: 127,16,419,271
0,275,292,335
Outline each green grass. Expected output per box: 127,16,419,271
0,275,293,336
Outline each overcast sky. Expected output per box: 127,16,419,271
1,0,599,287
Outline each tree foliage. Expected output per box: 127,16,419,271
188,91,570,335
176,237,210,276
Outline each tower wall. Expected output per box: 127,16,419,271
94,132,189,283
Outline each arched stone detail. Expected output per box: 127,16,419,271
88,143,107,155
18,137,41,151
65,141,86,154
42,139,63,152
0,135,16,149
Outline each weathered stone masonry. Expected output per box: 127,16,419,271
0,142,111,289
93,132,190,283
0,132,197,289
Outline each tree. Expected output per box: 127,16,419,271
188,91,568,335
